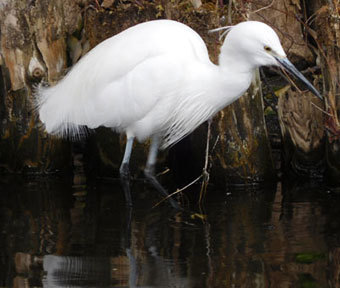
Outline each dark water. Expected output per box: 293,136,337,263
1,174,340,287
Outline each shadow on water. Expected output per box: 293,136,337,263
0,173,340,287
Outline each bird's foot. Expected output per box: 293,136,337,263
144,167,182,211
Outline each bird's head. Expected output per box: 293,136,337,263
218,21,322,100
222,21,286,67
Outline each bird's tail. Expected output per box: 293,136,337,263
34,82,89,140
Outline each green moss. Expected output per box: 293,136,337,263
295,252,325,264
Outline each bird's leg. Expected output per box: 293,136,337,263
120,137,134,206
144,136,181,210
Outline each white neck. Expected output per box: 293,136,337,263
161,58,254,148
219,44,256,74
204,59,254,114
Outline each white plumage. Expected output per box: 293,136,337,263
36,19,322,208
37,20,209,146
36,20,287,148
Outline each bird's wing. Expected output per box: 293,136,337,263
88,53,187,131
37,20,211,139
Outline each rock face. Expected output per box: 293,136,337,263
0,0,82,173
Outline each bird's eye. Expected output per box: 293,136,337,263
264,46,272,52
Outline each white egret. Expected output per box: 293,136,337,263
36,20,322,209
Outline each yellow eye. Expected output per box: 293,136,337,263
264,46,272,52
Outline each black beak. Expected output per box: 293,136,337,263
275,57,323,100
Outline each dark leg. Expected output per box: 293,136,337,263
144,136,181,210
120,137,134,206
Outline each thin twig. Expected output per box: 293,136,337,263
280,67,306,93
250,0,275,15
203,120,211,172
211,135,220,152
228,0,232,25
154,123,218,209
311,102,332,116
152,174,203,208
199,120,212,204
156,168,170,177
